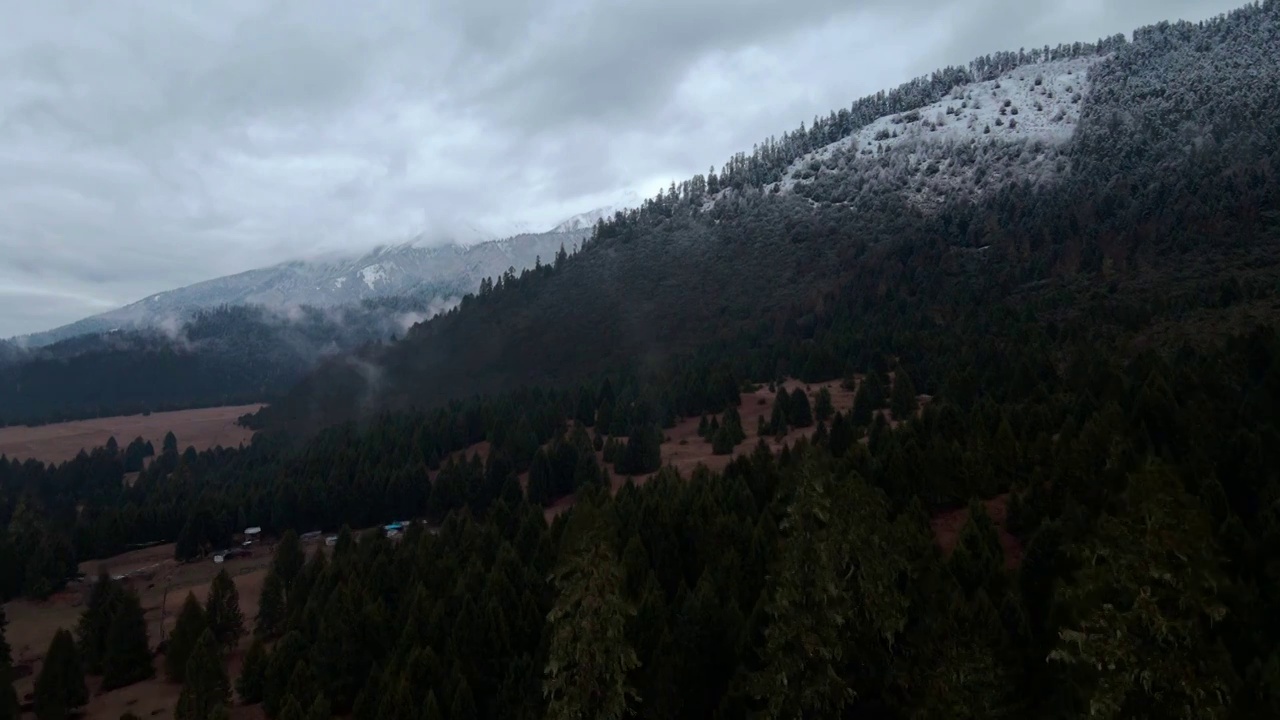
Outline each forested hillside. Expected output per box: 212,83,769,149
255,2,1280,434
4,3,1280,719
0,299,437,427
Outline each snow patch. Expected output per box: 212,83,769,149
359,264,388,289
333,277,346,289
776,56,1103,195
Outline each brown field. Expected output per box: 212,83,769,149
0,404,264,464
7,541,277,720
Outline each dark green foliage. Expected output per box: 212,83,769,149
277,697,305,720
263,632,307,717
272,532,305,588
255,571,286,640
33,629,87,720
76,572,124,674
235,637,268,705
102,589,154,690
617,423,661,476
813,387,834,423
788,388,813,429
176,630,229,720
0,608,18,720
205,569,244,650
890,369,917,420
166,593,207,682
306,695,330,720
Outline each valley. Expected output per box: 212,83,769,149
0,405,262,464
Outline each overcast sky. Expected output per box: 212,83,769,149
0,0,1243,337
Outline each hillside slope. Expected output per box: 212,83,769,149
257,4,1280,434
20,230,588,347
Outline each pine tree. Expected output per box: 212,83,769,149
890,369,918,420
543,531,639,720
788,388,813,428
101,589,154,690
449,675,477,720
0,608,19,720
76,571,124,674
205,570,244,651
176,630,229,720
255,571,286,640
277,697,306,720
34,629,87,720
167,593,207,682
263,632,307,718
814,387,834,423
422,691,443,720
272,531,305,588
528,449,553,506
235,637,268,704
306,694,329,720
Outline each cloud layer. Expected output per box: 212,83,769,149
0,0,1242,336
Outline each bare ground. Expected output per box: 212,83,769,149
8,541,273,720
0,405,264,464
930,494,1024,570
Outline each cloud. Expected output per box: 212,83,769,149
0,0,1245,336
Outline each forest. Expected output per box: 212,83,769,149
3,2,1280,718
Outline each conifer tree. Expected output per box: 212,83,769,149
1049,462,1238,717
0,608,19,720
263,632,307,717
813,387,834,423
205,569,244,651
422,691,443,720
277,697,306,720
543,530,639,720
890,369,918,420
176,630,229,720
235,637,268,704
76,571,124,674
34,629,87,720
306,694,329,720
528,449,553,506
788,388,813,428
255,571,286,640
272,531,305,589
450,675,478,720
167,593,207,682
102,589,153,690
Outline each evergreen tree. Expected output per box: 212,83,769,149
277,697,306,720
255,571,286,640
0,608,18,720
167,593,207,682
272,531,306,588
34,629,87,720
528,449,553,506
205,569,244,650
306,694,330,720
235,637,268,704
1050,462,1239,717
76,571,124,674
544,531,639,720
263,632,307,717
450,675,478,720
102,589,154,690
176,630,229,720
814,387,834,423
890,369,918,420
423,691,443,720
788,388,813,428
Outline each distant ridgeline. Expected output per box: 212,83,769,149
4,5,1280,718
0,299,439,427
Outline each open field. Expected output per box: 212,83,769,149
0,404,264,464
6,541,278,719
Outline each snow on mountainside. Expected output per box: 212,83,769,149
21,229,589,347
761,56,1103,211
551,191,643,232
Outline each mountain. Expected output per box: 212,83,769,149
256,3,1280,434
550,191,642,232
19,229,589,347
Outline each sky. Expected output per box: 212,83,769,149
0,0,1244,337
